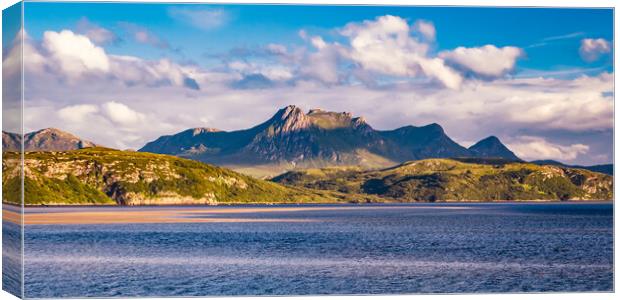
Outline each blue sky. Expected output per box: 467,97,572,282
3,3,614,165
23,3,613,75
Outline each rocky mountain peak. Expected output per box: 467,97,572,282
2,128,98,151
192,127,221,136
469,135,519,160
269,105,311,134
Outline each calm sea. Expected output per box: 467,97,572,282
10,203,615,297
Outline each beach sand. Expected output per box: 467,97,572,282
3,205,471,225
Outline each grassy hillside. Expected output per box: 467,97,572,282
272,158,613,202
2,148,375,205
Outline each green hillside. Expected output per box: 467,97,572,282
272,158,613,202
2,148,372,205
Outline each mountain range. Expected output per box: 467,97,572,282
3,106,610,177
1,125,612,204
139,105,520,176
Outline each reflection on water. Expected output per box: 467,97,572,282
18,203,613,297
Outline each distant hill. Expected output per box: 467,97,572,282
272,158,613,202
140,105,520,176
468,136,520,161
531,160,613,176
2,148,370,205
2,128,97,151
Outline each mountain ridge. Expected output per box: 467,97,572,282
139,105,520,176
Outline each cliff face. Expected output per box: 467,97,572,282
2,148,359,205
273,158,613,202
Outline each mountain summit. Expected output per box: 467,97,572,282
3,128,97,151
468,136,519,160
139,105,520,176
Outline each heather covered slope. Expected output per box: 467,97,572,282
1,148,369,205
272,158,613,202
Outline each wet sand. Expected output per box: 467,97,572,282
3,205,471,225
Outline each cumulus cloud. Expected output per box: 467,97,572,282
507,136,589,161
579,38,611,62
42,30,111,80
439,45,523,77
9,16,612,165
101,101,146,125
299,36,345,84
339,15,462,89
76,17,118,45
58,104,99,123
168,7,228,30
22,29,202,90
413,20,436,41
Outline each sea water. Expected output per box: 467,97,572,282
13,203,614,297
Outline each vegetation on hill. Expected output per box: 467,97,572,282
2,148,374,205
272,158,613,202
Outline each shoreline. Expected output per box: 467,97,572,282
2,201,613,226
3,199,613,209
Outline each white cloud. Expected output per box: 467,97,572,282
579,38,611,62
339,15,462,89
10,17,612,165
507,136,589,162
23,29,204,90
300,37,345,84
168,7,228,30
227,60,294,81
413,20,436,41
266,43,287,55
439,45,523,77
42,30,110,79
76,18,118,45
101,101,146,125
118,22,169,49
58,104,99,123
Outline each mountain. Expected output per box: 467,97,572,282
468,136,520,161
2,147,372,205
140,105,517,176
531,160,613,176
2,128,97,151
272,158,613,202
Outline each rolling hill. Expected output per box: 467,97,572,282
272,158,613,202
2,148,371,205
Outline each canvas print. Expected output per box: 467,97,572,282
1,2,614,298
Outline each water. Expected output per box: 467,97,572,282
15,203,614,297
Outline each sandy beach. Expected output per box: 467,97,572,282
3,205,472,225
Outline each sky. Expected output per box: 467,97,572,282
2,3,614,165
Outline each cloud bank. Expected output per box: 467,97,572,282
8,14,613,165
